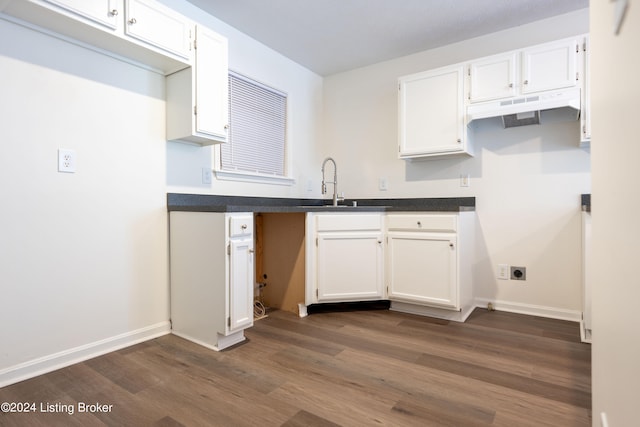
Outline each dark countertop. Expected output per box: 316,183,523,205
167,194,475,213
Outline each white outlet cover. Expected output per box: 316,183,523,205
201,167,212,184
58,149,76,173
497,264,510,280
379,177,388,191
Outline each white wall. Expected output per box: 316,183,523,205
0,0,324,386
162,0,324,198
590,1,640,425
322,9,591,317
0,19,169,384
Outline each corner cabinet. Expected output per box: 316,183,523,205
386,212,475,322
166,25,229,145
306,213,384,303
169,211,253,351
398,64,471,159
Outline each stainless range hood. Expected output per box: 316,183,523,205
466,87,581,128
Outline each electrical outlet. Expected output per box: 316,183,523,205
497,264,510,280
202,167,212,184
511,266,526,281
460,173,470,187
58,149,76,173
379,177,388,191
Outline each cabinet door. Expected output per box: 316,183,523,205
521,38,578,94
195,26,229,141
229,237,254,332
387,233,458,309
580,36,591,145
398,65,467,158
125,0,192,60
43,0,121,30
469,52,517,103
317,232,383,302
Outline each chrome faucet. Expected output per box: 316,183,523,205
321,157,341,206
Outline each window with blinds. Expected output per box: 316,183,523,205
219,71,287,177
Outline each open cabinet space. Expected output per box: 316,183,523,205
255,213,306,315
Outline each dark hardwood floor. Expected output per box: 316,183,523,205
0,308,591,426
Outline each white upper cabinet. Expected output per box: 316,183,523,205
398,64,471,159
1,0,193,74
521,38,578,94
43,0,121,30
468,52,517,103
166,25,229,145
469,37,579,103
124,0,192,60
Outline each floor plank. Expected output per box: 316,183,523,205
0,308,591,426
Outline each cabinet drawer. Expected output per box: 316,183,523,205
229,215,253,237
316,214,382,232
387,214,457,232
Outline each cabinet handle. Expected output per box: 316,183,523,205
128,18,137,25
508,83,513,88
449,242,455,249
457,138,461,143
241,224,247,230
524,79,529,85
249,249,254,253
109,9,118,16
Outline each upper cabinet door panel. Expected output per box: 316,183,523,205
398,65,467,158
43,0,121,30
125,0,192,60
521,39,578,94
195,26,229,139
469,52,517,103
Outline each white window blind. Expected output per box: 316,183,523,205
220,72,287,176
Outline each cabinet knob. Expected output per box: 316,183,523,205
249,249,254,253
128,18,137,25
449,242,454,249
457,138,461,144
417,221,421,227
110,9,118,16
241,224,247,230
508,83,513,88
524,79,529,85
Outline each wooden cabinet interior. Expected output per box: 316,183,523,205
255,213,306,315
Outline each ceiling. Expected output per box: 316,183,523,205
185,0,588,76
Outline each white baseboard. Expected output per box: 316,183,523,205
0,321,171,388
474,298,582,322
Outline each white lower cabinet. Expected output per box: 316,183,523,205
307,213,384,303
385,212,474,321
305,211,474,321
169,211,253,351
387,232,457,309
